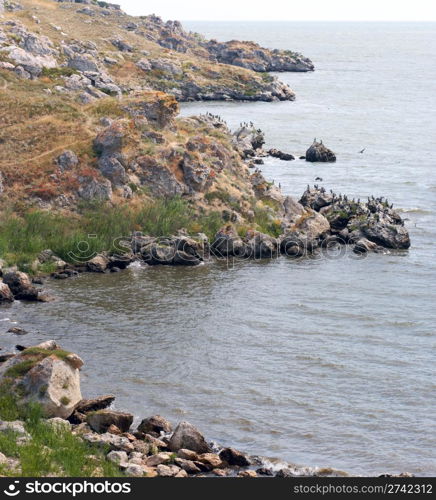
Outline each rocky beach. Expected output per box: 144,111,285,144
0,0,433,480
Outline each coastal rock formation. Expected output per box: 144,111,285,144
300,186,411,250
232,124,265,158
211,226,246,258
138,236,204,266
206,40,314,72
0,341,83,418
305,140,336,162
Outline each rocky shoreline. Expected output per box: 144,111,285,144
0,340,413,478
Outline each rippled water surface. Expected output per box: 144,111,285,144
1,22,435,475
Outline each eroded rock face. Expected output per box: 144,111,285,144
77,176,113,201
305,141,336,162
0,342,83,419
123,92,179,128
168,421,212,454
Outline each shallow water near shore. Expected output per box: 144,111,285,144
1,22,436,476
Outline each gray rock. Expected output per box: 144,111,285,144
219,447,251,466
77,176,113,201
111,39,134,52
93,123,124,156
5,46,57,76
168,421,211,454
87,410,133,433
56,150,79,171
305,140,336,162
211,226,246,258
107,450,128,464
2,271,39,301
98,156,128,186
138,415,172,435
0,282,14,303
67,54,100,72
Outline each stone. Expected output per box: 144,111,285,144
107,450,128,464
0,282,14,303
211,226,246,258
111,39,134,52
87,410,133,434
68,54,100,72
232,125,265,157
46,417,72,432
197,453,223,469
98,156,128,186
144,452,171,467
5,46,57,76
305,140,336,162
174,458,201,474
83,432,134,453
177,449,198,461
125,464,144,477
0,420,29,438
244,230,279,259
136,58,151,71
268,148,295,161
219,447,251,467
93,123,125,156
168,421,211,454
157,464,181,477
87,254,109,273
3,271,39,301
238,470,257,477
77,177,113,201
137,415,172,436
353,238,381,254
143,466,158,477
75,395,115,413
0,345,82,419
56,150,79,172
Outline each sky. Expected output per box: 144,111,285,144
116,0,436,21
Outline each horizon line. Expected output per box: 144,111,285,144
176,19,436,23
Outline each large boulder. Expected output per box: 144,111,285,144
138,415,172,436
87,410,133,433
5,46,57,77
305,140,336,162
93,122,125,157
56,150,79,172
139,237,203,266
77,176,113,201
168,421,212,454
244,230,279,259
211,226,246,258
0,341,83,419
2,271,39,301
282,196,331,241
219,447,251,466
0,282,14,303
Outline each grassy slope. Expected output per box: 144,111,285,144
0,389,122,477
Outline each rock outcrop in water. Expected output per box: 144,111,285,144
206,40,314,72
305,140,336,162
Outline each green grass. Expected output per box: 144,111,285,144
0,198,225,270
0,388,123,477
